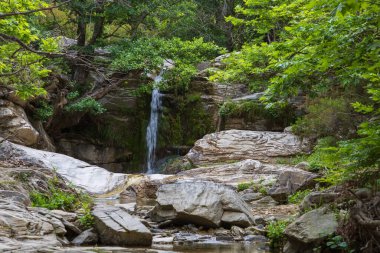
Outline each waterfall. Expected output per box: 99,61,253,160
146,72,163,174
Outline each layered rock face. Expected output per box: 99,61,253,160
179,159,317,203
0,99,39,146
150,181,256,228
0,139,128,195
186,130,308,166
0,160,81,251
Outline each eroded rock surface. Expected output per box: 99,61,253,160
93,205,152,246
150,181,255,228
186,130,308,166
0,139,128,195
0,99,39,146
180,159,317,192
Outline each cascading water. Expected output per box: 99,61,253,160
146,60,174,174
145,72,163,174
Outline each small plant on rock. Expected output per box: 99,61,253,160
267,220,290,250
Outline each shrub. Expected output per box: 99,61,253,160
267,220,290,249
292,98,358,140
65,97,106,115
288,189,312,204
30,174,94,223
34,101,54,122
237,182,254,192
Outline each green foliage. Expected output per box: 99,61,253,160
288,189,312,204
30,173,94,228
65,97,106,115
0,0,59,100
237,181,268,194
326,235,349,251
237,182,254,192
213,0,379,107
34,101,53,122
219,100,296,127
78,201,95,229
30,175,93,212
111,37,225,92
275,154,310,166
267,220,290,249
307,86,380,187
292,98,358,140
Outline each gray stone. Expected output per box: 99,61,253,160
93,205,152,246
221,211,251,228
150,181,255,228
284,208,338,249
230,225,245,237
51,210,78,222
72,228,98,245
0,99,39,146
241,192,264,202
186,130,308,166
0,199,63,251
268,170,318,203
0,190,30,206
300,192,340,211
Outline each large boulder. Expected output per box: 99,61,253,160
186,130,308,166
268,170,318,203
0,139,128,195
150,181,255,228
284,208,338,253
0,99,39,146
179,159,317,191
92,205,152,246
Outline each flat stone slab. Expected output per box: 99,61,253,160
93,205,152,246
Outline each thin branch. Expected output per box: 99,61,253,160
0,33,64,58
0,0,71,19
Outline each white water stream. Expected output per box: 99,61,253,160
146,75,163,174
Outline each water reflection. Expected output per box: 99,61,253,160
62,241,269,253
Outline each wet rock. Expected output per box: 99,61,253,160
153,235,174,244
0,99,39,146
115,203,136,214
216,235,234,241
135,179,161,207
230,226,245,237
284,208,338,253
150,181,255,228
92,205,152,246
71,228,98,246
244,235,268,242
0,140,128,195
186,130,307,166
